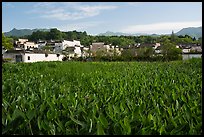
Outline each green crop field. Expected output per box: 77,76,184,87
2,58,202,135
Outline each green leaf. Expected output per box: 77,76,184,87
120,102,124,112
12,108,26,120
159,125,165,135
97,121,105,135
2,116,24,134
26,110,35,121
70,116,85,128
170,125,185,135
172,90,176,100
167,107,172,117
141,126,151,135
181,94,187,103
89,119,93,133
148,114,153,122
55,120,64,132
124,117,131,135
175,100,179,110
171,117,178,128
99,114,108,128
37,117,41,130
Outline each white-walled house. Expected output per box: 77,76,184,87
3,50,64,63
24,42,38,50
155,46,162,54
154,43,161,49
37,41,47,49
81,47,90,58
15,39,28,45
15,39,38,50
3,50,25,62
190,46,202,53
62,40,81,49
182,48,191,53
23,53,64,62
54,40,83,57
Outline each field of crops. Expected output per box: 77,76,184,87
2,58,202,135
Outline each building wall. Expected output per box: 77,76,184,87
191,46,202,52
73,40,81,46
23,53,64,62
17,39,28,44
182,54,202,60
182,49,191,53
38,43,47,49
74,46,82,57
90,43,106,53
155,50,161,54
63,41,74,49
24,42,38,49
3,53,24,62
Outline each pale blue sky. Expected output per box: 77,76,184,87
2,2,202,35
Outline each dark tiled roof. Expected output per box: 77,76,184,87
5,50,25,54
139,44,155,47
155,46,162,50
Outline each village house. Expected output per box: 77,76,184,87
15,39,38,50
190,44,202,53
155,46,162,54
37,40,47,49
45,40,56,51
61,40,83,57
90,42,107,54
154,43,161,49
90,42,122,56
3,49,64,63
179,44,192,53
81,47,90,58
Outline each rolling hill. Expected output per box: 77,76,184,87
175,26,202,39
4,28,50,37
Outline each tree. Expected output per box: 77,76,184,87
2,33,13,50
47,28,62,40
161,39,182,61
170,30,176,42
121,48,136,61
136,47,154,58
198,37,202,44
28,30,48,42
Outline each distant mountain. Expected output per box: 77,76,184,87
98,31,160,37
4,26,202,38
175,26,202,39
4,28,50,37
98,26,202,38
98,31,148,36
98,31,132,36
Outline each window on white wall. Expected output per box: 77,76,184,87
28,56,30,60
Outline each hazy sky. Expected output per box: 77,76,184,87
2,2,202,35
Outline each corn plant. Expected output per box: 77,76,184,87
2,58,202,135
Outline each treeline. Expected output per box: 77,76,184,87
8,28,202,48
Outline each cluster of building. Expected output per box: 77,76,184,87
3,39,87,62
2,38,202,63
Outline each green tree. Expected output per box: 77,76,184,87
136,47,154,58
47,28,62,40
170,31,176,43
2,33,13,50
198,37,202,44
121,48,136,61
161,39,182,61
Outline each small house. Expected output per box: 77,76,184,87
3,49,64,63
